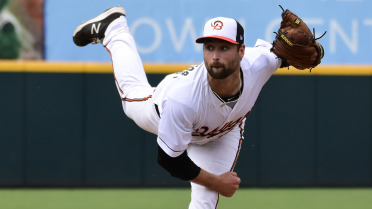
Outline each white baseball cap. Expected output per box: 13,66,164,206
196,17,244,45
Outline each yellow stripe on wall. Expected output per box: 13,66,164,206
0,60,371,76
275,65,372,76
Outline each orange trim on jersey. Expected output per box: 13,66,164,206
105,47,125,95
230,121,244,171
122,95,152,102
114,73,124,95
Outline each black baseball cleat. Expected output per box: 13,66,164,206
73,6,126,47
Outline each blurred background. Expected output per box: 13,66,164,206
0,0,42,59
0,0,371,208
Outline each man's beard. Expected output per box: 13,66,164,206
205,58,240,79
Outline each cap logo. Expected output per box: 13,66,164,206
211,20,223,30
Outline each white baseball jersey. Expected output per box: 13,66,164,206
153,39,280,158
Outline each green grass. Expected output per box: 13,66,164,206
0,188,371,209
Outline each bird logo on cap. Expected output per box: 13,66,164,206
211,20,223,30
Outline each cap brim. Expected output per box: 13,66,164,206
195,36,239,44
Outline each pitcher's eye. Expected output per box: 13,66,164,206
206,46,214,51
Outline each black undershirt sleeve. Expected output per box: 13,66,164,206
157,145,201,181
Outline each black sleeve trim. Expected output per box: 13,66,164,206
157,145,201,181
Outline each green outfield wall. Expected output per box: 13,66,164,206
0,62,371,187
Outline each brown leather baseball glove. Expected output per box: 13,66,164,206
271,6,326,70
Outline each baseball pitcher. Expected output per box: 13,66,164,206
73,5,324,209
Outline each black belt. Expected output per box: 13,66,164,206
154,104,160,118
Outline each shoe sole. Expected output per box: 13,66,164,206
73,6,126,37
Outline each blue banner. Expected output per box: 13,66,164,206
46,0,372,64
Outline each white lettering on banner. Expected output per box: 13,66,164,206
166,18,202,52
363,19,372,26
130,18,162,54
330,19,358,54
265,18,372,55
128,17,372,57
363,19,372,52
